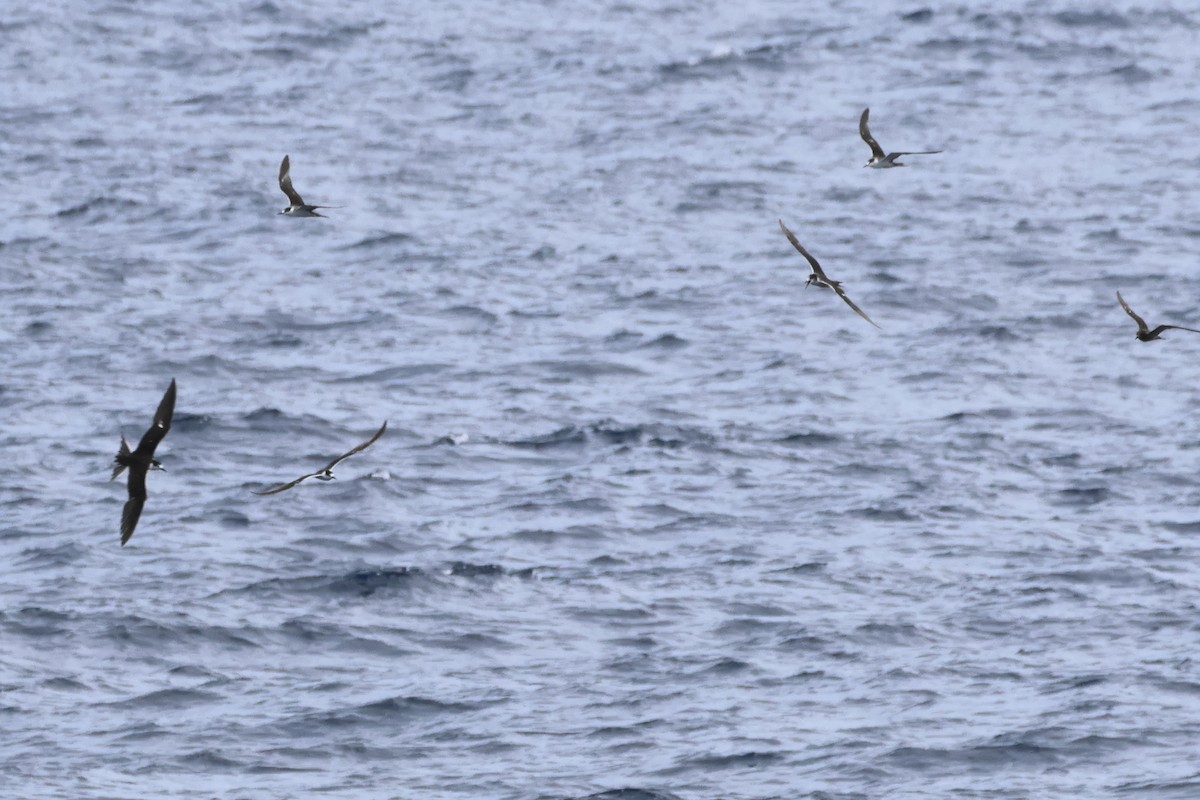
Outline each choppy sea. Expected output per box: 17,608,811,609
4,2,1200,798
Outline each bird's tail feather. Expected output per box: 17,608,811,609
111,436,130,480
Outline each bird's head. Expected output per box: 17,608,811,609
150,459,165,471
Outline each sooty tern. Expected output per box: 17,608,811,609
1117,291,1200,342
254,421,387,495
111,379,176,546
859,108,941,169
778,219,880,328
278,154,334,217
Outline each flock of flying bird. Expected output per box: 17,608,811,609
108,108,1200,545
112,384,387,546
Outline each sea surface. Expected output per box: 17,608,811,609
4,1,1200,798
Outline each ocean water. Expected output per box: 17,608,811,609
4,1,1200,798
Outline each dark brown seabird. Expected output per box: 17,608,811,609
111,379,176,546
859,107,942,169
254,421,388,496
1117,291,1200,341
778,219,880,328
278,154,334,217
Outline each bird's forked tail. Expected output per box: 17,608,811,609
111,435,131,480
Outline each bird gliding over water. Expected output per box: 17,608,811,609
1116,291,1200,341
254,421,388,495
859,108,942,169
112,379,176,546
778,219,880,328
278,154,333,217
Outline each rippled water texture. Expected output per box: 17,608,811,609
4,2,1200,798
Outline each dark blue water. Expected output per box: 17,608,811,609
4,2,1200,798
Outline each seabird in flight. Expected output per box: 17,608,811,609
111,379,176,546
859,108,942,169
278,154,334,217
254,421,388,495
778,219,880,328
1117,291,1200,341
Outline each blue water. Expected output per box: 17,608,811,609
4,2,1200,798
